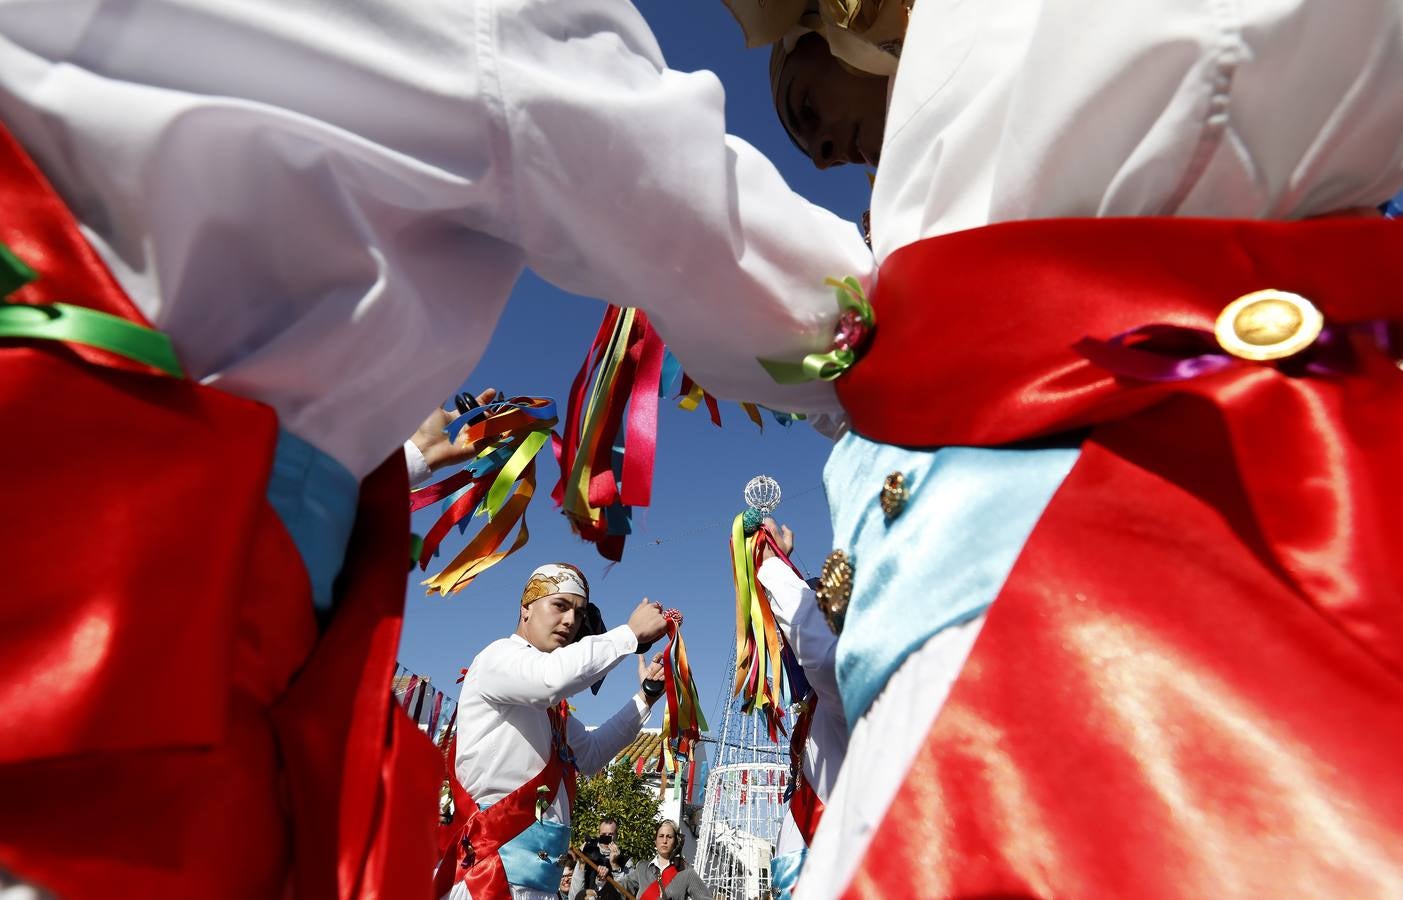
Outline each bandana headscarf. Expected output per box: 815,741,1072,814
727,0,911,81
521,563,610,692
520,563,589,606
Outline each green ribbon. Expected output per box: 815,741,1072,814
0,243,37,297
0,242,183,378
757,275,874,385
0,301,185,378
481,428,549,520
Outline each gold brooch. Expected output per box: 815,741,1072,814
1214,289,1323,361
816,550,853,635
879,471,908,520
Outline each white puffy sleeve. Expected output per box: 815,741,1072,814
567,693,652,776
757,557,840,703
476,627,638,707
483,0,875,414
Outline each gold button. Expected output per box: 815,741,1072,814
879,471,908,520
1214,289,1323,361
815,550,853,635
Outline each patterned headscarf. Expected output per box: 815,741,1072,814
726,0,912,83
520,563,589,606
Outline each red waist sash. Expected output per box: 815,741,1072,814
0,121,442,899
786,692,824,846
435,702,579,899
837,218,1403,898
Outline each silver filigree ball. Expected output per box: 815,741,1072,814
743,475,782,515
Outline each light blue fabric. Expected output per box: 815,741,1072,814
264,427,359,611
498,815,570,892
770,847,806,900
825,433,1080,727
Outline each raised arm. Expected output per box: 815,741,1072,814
567,690,652,778
486,0,875,413
756,522,839,701
476,626,638,707
757,557,840,703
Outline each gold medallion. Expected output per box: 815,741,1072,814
1214,289,1323,362
879,471,909,520
816,549,854,635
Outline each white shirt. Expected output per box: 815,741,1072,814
870,0,1403,258
757,558,849,855
454,627,650,825
3,2,1399,483
0,0,872,478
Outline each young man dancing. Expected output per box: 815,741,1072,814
444,564,668,899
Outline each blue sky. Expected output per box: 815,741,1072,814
394,0,872,728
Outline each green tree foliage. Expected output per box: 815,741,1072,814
571,760,661,865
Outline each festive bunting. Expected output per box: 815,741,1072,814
415,396,557,595
728,513,804,741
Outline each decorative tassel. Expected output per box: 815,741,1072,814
414,396,558,595
728,512,804,741
657,609,708,786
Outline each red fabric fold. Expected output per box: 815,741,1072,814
0,119,440,899
836,218,1403,898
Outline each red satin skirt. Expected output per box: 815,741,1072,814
0,341,442,899
835,218,1403,898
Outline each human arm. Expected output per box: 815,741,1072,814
682,869,713,900
486,0,874,413
567,654,667,775
756,524,840,702
476,627,638,707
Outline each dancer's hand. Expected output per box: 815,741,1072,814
409,387,499,472
640,652,666,706
759,518,794,562
627,599,667,645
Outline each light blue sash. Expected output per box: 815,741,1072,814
265,428,359,611
496,812,571,892
770,847,806,899
824,433,1080,726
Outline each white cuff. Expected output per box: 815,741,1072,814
403,438,432,488
758,556,807,592
606,623,640,655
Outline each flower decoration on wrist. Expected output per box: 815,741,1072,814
758,276,874,384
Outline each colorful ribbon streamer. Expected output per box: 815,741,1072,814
554,306,666,561
415,396,557,596
728,514,804,741
657,609,708,784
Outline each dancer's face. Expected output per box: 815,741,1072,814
776,33,889,169
519,592,585,650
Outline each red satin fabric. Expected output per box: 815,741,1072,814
836,218,1403,898
0,120,440,898
786,695,825,847
639,864,678,900
435,703,579,900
